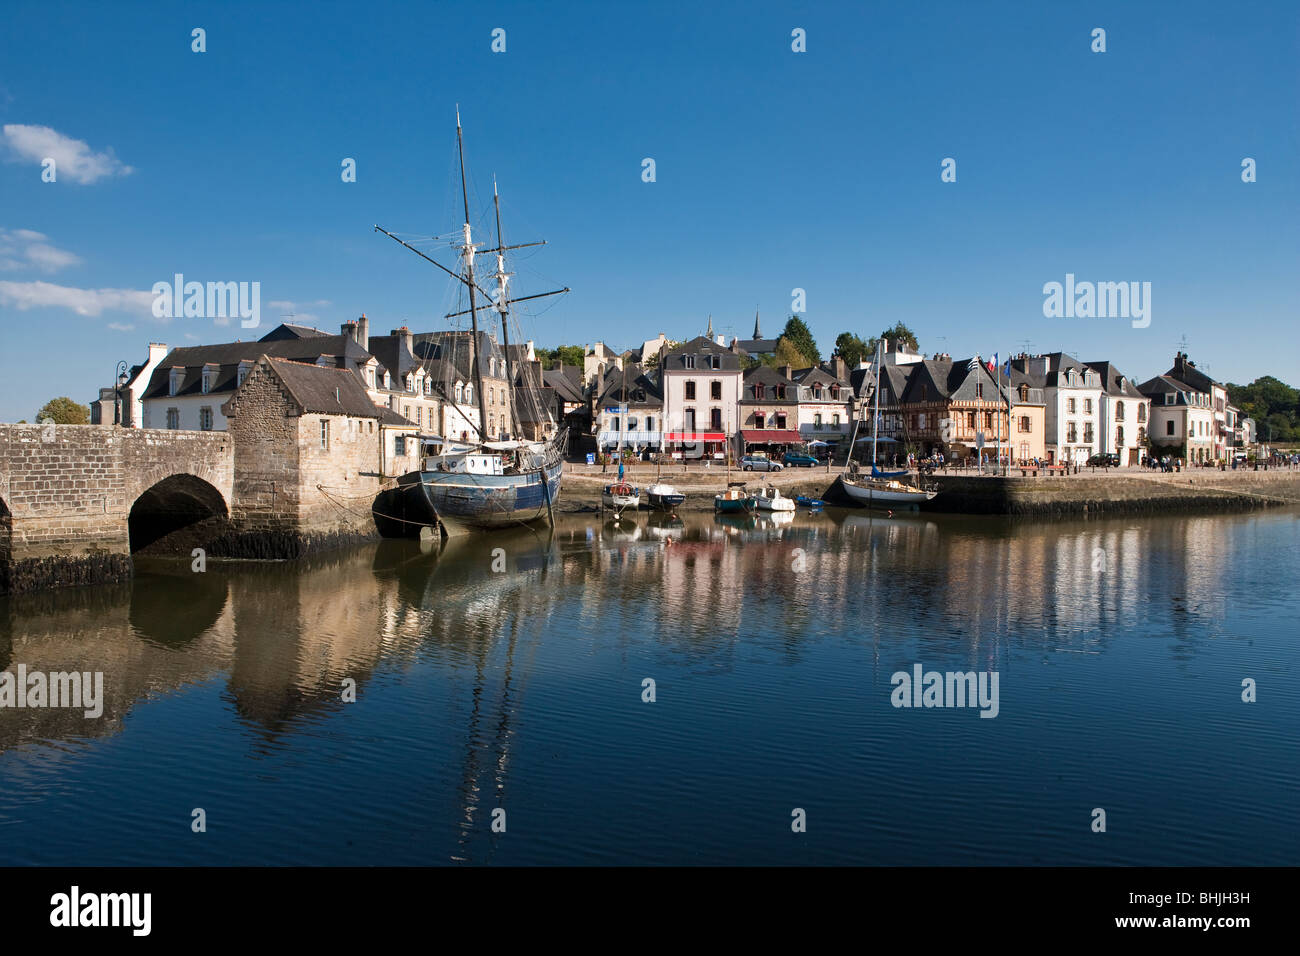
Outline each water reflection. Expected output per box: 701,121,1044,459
0,507,1296,865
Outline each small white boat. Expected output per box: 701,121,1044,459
645,482,686,513
749,485,795,512
839,476,936,509
602,482,640,517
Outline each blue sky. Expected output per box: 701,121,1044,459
1,0,1296,422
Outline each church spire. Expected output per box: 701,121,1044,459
753,308,761,339
706,314,713,338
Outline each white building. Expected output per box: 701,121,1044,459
1086,361,1151,465
1010,353,1103,465
659,334,743,459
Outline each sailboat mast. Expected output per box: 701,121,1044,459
872,339,882,468
491,180,521,441
457,109,491,441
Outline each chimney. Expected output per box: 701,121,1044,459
147,342,169,364
833,356,848,381
357,313,369,351
391,325,414,355
341,320,357,342
782,364,793,380
552,360,564,371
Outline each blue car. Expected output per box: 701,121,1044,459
782,452,818,468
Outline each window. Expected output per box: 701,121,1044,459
1166,420,1175,436
1084,424,1094,443
1084,398,1093,414
775,413,787,430
404,406,411,421
199,407,213,431
465,385,473,404
710,408,722,430
201,370,213,394
813,385,822,400
1067,422,1078,443
918,413,927,429
710,354,720,370
1116,426,1124,446
320,419,330,449
383,372,391,390
166,407,179,430
754,384,765,400
1067,398,1076,413
967,411,976,428
832,414,840,427
238,366,250,387
685,408,696,430
455,384,463,403
1165,393,1174,405
814,413,823,427
169,369,183,397
776,384,786,400
395,435,406,456
711,381,722,400
645,416,654,431
685,381,696,400
684,355,696,370
1115,401,1125,421
489,387,494,406
1018,415,1031,433
628,418,638,431
754,413,765,429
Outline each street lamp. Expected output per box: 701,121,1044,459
114,360,129,427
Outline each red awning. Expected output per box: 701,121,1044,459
665,432,727,442
741,429,802,443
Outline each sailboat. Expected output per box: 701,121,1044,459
839,341,937,510
372,111,569,536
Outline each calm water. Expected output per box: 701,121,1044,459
1,507,1297,865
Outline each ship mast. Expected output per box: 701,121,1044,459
490,179,521,440
456,107,491,441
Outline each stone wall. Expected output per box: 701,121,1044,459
0,424,232,593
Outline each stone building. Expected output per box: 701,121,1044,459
220,356,396,551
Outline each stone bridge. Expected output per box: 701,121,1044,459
0,425,234,593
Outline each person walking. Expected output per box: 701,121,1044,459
617,456,625,483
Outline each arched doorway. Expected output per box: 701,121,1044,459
128,475,228,554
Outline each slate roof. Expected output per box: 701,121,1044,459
367,333,421,383
735,338,780,354
597,362,662,406
258,323,332,342
139,331,375,401
661,335,741,372
1085,361,1146,398
740,365,798,402
411,329,506,382
260,358,383,419
544,364,585,404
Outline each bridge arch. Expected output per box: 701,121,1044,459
128,474,229,554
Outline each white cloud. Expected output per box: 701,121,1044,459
1,124,133,184
107,322,136,332
0,280,155,317
0,228,82,273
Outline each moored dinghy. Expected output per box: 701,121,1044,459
645,482,686,513
715,482,756,514
602,482,640,518
749,484,795,512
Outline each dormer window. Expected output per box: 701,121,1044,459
684,355,696,370
169,367,184,397
754,384,765,400
237,362,252,388
383,371,391,390
710,354,720,370
465,384,473,404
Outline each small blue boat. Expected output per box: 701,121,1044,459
795,495,825,508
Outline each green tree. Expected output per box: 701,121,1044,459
779,316,820,365
536,344,586,368
834,332,869,367
772,338,808,368
866,322,921,357
36,397,89,424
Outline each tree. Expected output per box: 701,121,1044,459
772,338,807,368
834,332,869,368
866,322,921,357
36,397,89,424
779,316,820,365
535,344,586,368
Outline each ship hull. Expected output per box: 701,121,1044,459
374,459,563,536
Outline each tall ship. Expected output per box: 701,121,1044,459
372,112,569,536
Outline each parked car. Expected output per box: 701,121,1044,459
741,454,784,472
1086,453,1120,467
782,451,818,468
